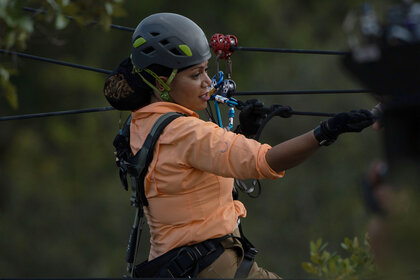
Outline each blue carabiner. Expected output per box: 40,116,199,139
211,71,224,89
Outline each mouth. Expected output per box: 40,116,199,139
199,92,210,101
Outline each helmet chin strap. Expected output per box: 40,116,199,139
133,64,178,102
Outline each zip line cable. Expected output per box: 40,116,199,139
1,11,370,121
0,49,112,75
0,49,369,95
234,89,370,96
0,107,334,122
231,46,349,56
23,6,348,56
0,49,370,121
0,107,115,121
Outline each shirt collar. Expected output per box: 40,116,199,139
131,102,199,119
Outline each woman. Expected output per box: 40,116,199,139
104,13,373,278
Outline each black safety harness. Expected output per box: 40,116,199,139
113,112,257,278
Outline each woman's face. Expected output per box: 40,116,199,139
168,60,212,111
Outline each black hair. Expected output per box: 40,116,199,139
103,57,172,111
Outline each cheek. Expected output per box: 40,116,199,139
169,82,186,102
171,80,195,101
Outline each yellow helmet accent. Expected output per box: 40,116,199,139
133,37,146,48
178,44,192,57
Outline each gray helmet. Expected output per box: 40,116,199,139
131,13,211,70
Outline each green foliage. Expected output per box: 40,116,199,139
302,235,376,280
0,0,126,108
0,66,18,109
0,0,34,50
47,0,127,30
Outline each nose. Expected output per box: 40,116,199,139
203,72,212,87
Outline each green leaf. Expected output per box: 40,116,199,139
316,238,323,248
310,240,317,254
1,68,18,109
353,237,359,248
311,254,321,265
55,13,69,29
4,85,18,109
105,2,113,15
18,17,34,33
47,0,60,11
6,31,16,48
321,250,331,260
302,262,317,274
0,67,10,81
319,241,329,253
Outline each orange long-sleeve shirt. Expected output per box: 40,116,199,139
130,102,284,260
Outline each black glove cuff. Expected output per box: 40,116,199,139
234,125,242,134
314,121,337,146
234,125,255,138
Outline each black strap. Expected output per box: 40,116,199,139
231,189,258,278
134,235,228,278
115,112,184,276
234,222,258,278
128,112,183,206
113,115,133,191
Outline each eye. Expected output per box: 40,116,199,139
192,70,203,79
191,67,208,79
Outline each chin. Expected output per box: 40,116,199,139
196,103,208,111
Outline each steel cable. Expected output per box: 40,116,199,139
0,107,115,121
1,10,370,121
23,6,349,56
0,107,335,122
234,89,370,96
1,49,370,96
231,46,349,55
0,49,112,75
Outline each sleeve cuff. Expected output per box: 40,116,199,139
258,144,285,179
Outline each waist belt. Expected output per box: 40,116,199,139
134,235,228,278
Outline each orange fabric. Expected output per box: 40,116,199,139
130,102,284,260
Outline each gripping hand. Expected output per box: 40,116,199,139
236,99,270,137
314,109,374,146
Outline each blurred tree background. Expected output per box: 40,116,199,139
0,0,394,278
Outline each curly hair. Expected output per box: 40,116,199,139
103,58,171,111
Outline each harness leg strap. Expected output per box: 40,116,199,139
234,247,257,278
234,222,258,278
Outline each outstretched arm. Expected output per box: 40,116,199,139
265,109,374,173
266,131,319,172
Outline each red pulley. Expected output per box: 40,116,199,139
210,33,238,59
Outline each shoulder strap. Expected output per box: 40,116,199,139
128,112,184,207
114,115,133,191
117,112,184,276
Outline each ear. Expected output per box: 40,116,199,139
155,76,168,92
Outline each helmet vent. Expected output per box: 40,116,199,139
142,47,156,54
159,39,170,46
150,32,160,37
170,48,182,56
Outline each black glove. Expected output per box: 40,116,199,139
236,99,270,137
314,109,374,146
